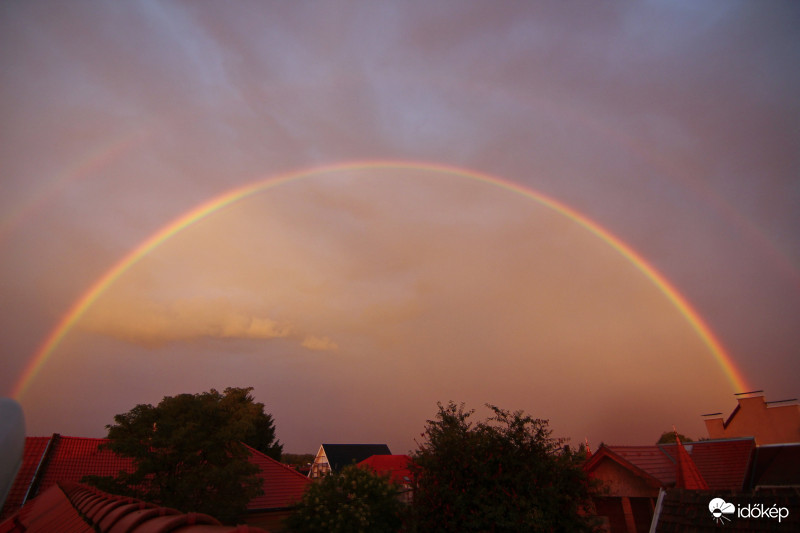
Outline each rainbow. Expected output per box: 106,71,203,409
11,160,750,399
0,131,146,244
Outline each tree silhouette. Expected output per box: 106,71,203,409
409,401,597,532
84,387,280,524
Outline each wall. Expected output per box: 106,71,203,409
705,396,800,445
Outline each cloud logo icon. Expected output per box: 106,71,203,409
709,498,735,524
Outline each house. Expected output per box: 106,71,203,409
308,444,391,479
0,434,310,531
0,434,134,520
649,442,800,531
357,454,413,502
702,392,800,444
0,482,270,533
584,437,755,533
240,443,313,531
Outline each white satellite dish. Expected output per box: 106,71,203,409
0,398,25,509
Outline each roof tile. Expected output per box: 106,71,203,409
357,455,412,485
661,438,754,490
2,435,311,521
243,445,311,510
38,436,133,490
0,483,271,533
674,439,708,490
0,436,50,520
587,438,756,491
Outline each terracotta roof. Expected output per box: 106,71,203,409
673,438,708,490
357,455,412,485
242,445,310,511
37,435,134,491
586,438,755,491
661,438,754,490
0,435,135,521
0,482,269,533
320,444,392,473
689,438,754,489
587,446,673,486
1,437,50,520
2,435,310,520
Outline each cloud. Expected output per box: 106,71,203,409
5,0,798,454
79,297,293,347
301,336,339,352
219,315,292,340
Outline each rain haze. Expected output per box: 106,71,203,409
1,1,798,454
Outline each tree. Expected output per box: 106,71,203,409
84,387,282,524
409,402,597,532
285,464,404,533
657,431,694,444
282,452,316,472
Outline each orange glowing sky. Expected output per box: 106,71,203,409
1,2,798,453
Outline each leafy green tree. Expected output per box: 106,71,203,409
657,431,693,444
286,464,404,533
409,402,597,532
84,387,281,524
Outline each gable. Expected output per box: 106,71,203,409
586,446,673,486
705,396,800,444
321,444,392,473
589,455,661,497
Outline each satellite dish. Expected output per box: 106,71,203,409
0,398,25,509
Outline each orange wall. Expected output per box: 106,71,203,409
705,396,800,445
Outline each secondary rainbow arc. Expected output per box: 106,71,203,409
11,160,750,399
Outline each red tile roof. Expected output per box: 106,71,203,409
0,482,269,533
357,455,412,485
37,436,134,491
0,482,92,533
242,445,311,511
586,438,755,491
681,438,754,490
674,438,708,490
1,437,50,520
588,446,672,487
1,435,310,520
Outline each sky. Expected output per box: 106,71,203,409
1,1,798,454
